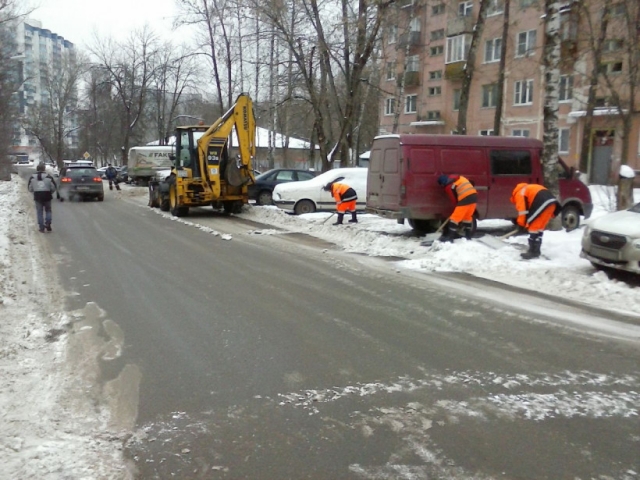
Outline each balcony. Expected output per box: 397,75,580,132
398,30,421,48
444,61,465,80
397,71,421,87
446,16,475,36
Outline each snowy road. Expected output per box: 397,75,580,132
2,177,639,479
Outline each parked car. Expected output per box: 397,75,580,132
44,162,59,177
117,166,129,183
58,165,104,202
272,167,368,215
580,202,640,274
248,168,318,206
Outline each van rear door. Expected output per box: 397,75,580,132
488,149,541,219
366,138,401,215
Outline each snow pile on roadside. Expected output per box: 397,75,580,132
0,176,129,480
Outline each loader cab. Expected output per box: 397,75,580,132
174,125,230,180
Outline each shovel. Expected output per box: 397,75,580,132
322,212,336,224
475,228,520,249
420,219,449,247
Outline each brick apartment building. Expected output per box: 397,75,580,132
378,0,640,185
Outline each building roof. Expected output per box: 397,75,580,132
147,127,312,150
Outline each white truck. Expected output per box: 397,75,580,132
127,146,173,186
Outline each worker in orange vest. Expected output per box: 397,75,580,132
323,178,358,225
437,174,477,241
510,183,561,259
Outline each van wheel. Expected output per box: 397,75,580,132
408,219,439,233
294,200,315,215
561,205,581,231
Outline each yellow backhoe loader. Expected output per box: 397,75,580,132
149,93,256,216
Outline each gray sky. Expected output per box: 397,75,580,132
30,0,180,48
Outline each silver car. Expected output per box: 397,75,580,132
580,202,640,274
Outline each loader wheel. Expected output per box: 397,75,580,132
160,197,170,211
223,200,243,215
148,187,159,208
169,186,189,217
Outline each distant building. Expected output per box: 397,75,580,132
10,19,78,163
380,0,640,185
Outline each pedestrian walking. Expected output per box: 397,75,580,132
436,174,477,241
323,178,358,225
510,183,561,259
27,162,60,233
105,164,121,191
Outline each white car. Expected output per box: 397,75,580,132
272,167,367,215
580,202,640,274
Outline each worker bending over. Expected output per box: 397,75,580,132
323,179,358,225
437,174,477,241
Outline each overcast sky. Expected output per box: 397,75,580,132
30,0,181,48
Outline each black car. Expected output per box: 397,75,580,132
248,168,317,206
59,166,105,201
116,166,129,183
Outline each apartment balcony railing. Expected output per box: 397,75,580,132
398,71,421,87
398,31,422,49
446,16,475,37
444,61,465,80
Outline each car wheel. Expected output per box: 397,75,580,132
257,190,273,206
561,205,581,231
98,194,104,202
408,218,440,233
294,199,315,215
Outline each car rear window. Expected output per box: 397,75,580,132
67,168,98,177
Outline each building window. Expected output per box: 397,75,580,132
388,25,398,44
446,34,470,63
405,95,417,114
432,3,445,15
602,39,624,53
511,129,530,137
459,1,473,16
558,128,570,153
430,45,444,56
514,79,534,105
431,29,445,41
429,70,443,80
453,89,461,111
559,75,573,102
385,98,396,116
487,0,504,15
484,38,502,63
599,61,623,74
427,111,441,120
516,30,537,57
409,17,421,33
386,62,396,81
479,129,495,136
428,86,442,96
406,55,419,72
482,84,498,108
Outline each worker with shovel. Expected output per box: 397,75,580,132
436,174,477,242
323,178,358,225
510,183,561,259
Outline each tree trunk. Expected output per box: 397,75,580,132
457,0,489,135
493,0,510,134
542,0,562,229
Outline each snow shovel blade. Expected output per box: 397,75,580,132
420,233,441,247
475,234,509,249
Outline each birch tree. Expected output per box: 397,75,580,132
493,0,510,134
541,0,561,210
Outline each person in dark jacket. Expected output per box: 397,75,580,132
28,162,60,232
322,178,358,225
437,174,477,241
105,164,121,191
510,183,561,259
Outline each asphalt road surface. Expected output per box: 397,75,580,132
43,186,639,480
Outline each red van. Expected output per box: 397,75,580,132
366,134,592,232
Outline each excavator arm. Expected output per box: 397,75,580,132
196,93,256,196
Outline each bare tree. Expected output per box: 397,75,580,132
493,0,510,134
456,0,489,135
541,0,562,207
21,52,87,165
90,27,160,165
